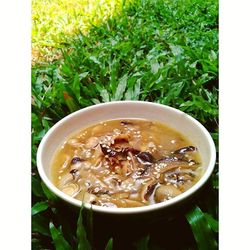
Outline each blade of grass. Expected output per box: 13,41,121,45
186,206,218,250
86,205,94,247
125,77,141,100
32,201,49,216
32,176,45,198
135,235,150,250
105,238,113,250
204,213,218,233
72,73,81,100
77,205,92,250
112,74,128,101
41,181,58,201
63,91,79,113
32,214,50,237
49,222,71,250
98,87,110,102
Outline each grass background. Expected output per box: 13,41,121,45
32,0,134,63
32,0,218,249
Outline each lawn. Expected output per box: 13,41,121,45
32,0,218,249
32,0,134,63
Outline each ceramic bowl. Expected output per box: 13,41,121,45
37,101,216,216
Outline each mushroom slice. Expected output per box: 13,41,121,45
140,179,157,203
127,151,138,171
154,184,182,203
163,169,195,185
144,182,158,201
71,157,82,164
62,183,81,197
173,146,197,154
136,151,154,165
69,169,80,180
121,121,134,126
88,185,111,195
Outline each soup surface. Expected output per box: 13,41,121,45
51,119,203,208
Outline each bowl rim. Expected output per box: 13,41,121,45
37,100,216,214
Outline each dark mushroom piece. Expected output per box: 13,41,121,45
140,179,157,203
88,186,111,195
136,151,155,165
121,121,134,126
132,151,155,176
70,169,80,180
124,151,154,176
173,146,197,154
100,144,118,157
135,165,152,177
124,147,140,155
144,182,158,201
164,170,195,186
71,157,82,164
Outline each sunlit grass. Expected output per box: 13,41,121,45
32,0,133,63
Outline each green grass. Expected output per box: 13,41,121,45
32,0,218,249
32,0,134,63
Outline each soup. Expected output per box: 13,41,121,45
51,119,203,208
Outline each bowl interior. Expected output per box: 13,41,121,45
37,101,216,213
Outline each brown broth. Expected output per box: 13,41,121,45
51,119,203,208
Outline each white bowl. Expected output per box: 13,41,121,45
37,101,216,216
